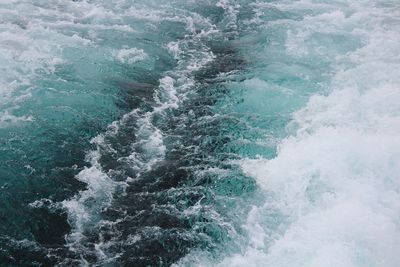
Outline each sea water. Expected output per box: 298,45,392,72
0,0,399,266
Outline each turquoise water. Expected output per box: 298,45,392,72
1,0,400,266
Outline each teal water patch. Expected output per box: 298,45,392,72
0,0,182,263
0,0,261,265
2,0,399,266
182,1,400,266
206,6,335,161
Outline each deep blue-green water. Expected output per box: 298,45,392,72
1,0,400,266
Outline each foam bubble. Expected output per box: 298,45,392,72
61,2,219,260
0,111,33,128
114,47,148,64
214,1,400,267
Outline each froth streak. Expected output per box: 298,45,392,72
213,1,400,267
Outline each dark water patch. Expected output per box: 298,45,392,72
114,80,157,111
195,42,246,83
28,205,71,246
111,51,175,111
0,237,57,267
117,81,156,98
0,80,134,265
67,37,256,266
0,1,262,265
0,123,102,265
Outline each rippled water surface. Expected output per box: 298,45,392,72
1,0,400,266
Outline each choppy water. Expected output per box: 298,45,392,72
1,0,400,266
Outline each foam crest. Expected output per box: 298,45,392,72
60,2,221,262
0,111,33,128
216,1,400,266
0,0,173,127
114,47,148,64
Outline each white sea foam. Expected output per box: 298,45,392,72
61,1,220,262
0,0,171,128
212,1,400,267
0,111,33,128
114,47,148,64
62,148,119,249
